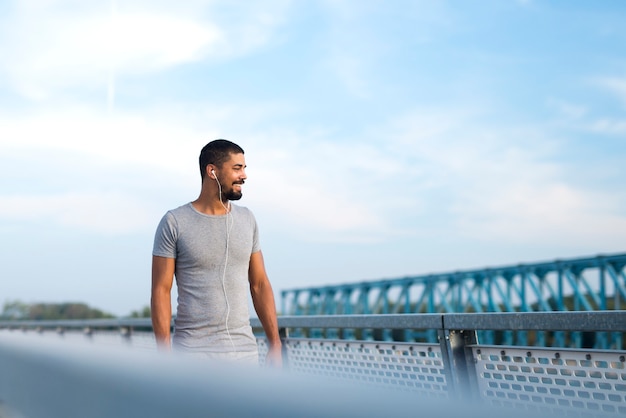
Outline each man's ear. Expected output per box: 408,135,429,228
206,164,216,179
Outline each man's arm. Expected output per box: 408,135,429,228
248,250,282,367
151,255,175,351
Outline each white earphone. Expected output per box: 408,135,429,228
210,166,235,351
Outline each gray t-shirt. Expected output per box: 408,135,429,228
152,202,260,353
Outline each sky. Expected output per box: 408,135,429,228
1,0,625,317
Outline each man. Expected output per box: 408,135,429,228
151,139,282,367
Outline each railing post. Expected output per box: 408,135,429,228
279,326,289,369
438,328,480,402
120,327,132,344
83,327,93,339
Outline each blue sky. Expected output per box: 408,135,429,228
1,0,624,317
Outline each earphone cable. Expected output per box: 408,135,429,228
216,176,236,352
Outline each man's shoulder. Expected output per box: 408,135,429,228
165,203,194,217
232,204,255,217
157,203,194,229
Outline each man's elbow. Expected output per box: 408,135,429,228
250,278,271,296
151,286,172,310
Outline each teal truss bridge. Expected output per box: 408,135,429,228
280,253,626,348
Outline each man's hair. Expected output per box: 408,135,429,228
199,139,245,180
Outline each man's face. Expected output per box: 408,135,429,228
217,153,247,201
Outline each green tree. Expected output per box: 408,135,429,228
0,300,30,320
1,301,115,320
129,305,151,318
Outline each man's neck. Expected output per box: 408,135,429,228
191,193,230,215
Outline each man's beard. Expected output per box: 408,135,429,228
223,187,243,201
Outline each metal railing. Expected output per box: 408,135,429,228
256,311,626,417
1,311,625,417
0,329,448,418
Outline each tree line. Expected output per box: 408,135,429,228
0,300,151,320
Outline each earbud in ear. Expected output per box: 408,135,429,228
211,169,216,178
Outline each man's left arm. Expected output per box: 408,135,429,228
248,250,282,368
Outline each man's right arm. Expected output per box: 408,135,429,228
151,255,175,351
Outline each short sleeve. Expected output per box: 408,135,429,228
152,211,178,258
251,212,261,254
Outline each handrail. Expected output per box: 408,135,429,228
3,310,625,335
257,311,626,332
0,317,154,329
2,311,625,417
442,310,626,331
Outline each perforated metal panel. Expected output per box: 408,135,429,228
473,346,626,417
259,338,448,398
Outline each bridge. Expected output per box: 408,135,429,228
281,253,626,348
1,253,625,417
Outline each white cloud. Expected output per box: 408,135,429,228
547,80,626,135
243,134,391,243
546,98,588,120
0,0,291,100
453,180,626,247
222,101,626,250
325,54,371,99
365,105,626,248
1,6,218,99
0,103,204,235
588,118,626,135
579,76,626,135
1,94,623,249
0,192,160,235
0,106,203,170
597,76,626,106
